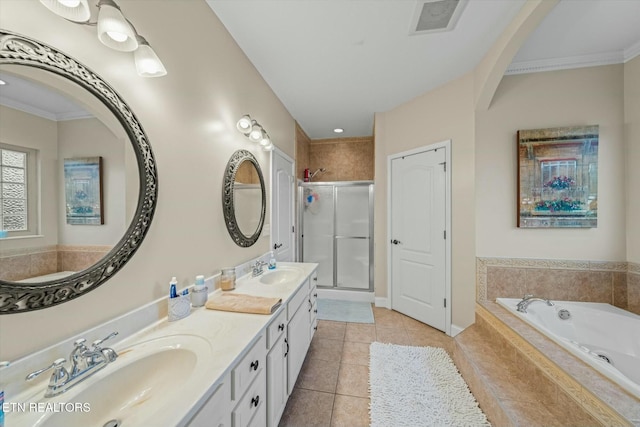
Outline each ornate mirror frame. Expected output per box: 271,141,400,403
222,149,265,247
0,30,158,313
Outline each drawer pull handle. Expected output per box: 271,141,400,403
278,323,285,331
250,360,259,371
314,326,318,331
308,300,312,312
313,277,317,281
251,395,260,408
284,338,289,357
314,309,318,313
313,293,318,298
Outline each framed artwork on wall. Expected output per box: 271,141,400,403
517,125,598,228
64,156,104,225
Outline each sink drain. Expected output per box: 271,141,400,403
557,309,571,320
103,419,122,427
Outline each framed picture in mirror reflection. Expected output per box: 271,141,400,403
64,156,104,225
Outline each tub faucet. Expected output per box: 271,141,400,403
517,295,554,313
26,332,118,398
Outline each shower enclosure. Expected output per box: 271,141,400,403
298,181,373,291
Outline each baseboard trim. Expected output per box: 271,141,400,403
316,289,374,303
450,324,465,337
374,297,390,308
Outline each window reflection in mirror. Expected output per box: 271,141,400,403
0,67,138,283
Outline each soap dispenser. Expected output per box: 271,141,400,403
268,251,277,270
191,275,208,307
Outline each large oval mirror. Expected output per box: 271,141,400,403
222,150,265,247
0,31,157,313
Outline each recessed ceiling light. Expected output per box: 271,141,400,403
333,128,344,134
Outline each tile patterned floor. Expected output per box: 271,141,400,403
278,306,454,427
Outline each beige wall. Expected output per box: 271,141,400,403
0,105,58,249
0,0,295,360
476,65,626,261
57,118,128,246
625,56,640,264
374,73,476,330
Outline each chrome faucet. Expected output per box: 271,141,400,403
252,260,268,277
26,332,118,397
516,295,554,313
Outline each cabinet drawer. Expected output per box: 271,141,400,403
233,368,266,427
266,309,287,350
186,378,231,427
233,334,266,401
287,280,308,321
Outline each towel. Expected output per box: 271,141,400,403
205,293,282,315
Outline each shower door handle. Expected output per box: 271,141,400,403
391,239,402,245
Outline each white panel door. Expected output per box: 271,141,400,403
390,148,446,331
272,150,294,261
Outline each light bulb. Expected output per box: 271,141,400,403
134,36,167,77
107,31,128,43
59,0,80,6
249,125,264,142
236,115,253,133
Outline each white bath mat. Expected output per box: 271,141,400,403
369,342,490,427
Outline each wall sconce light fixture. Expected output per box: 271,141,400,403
39,0,167,77
236,115,274,151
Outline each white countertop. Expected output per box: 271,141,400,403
5,262,318,427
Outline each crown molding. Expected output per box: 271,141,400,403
505,51,624,75
624,39,640,62
0,97,92,121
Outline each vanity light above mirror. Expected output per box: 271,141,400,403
39,0,167,77
236,115,274,151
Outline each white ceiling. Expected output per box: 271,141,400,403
207,0,640,139
0,72,91,121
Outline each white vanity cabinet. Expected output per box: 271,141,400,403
186,377,232,427
184,264,318,427
232,334,267,427
266,308,288,427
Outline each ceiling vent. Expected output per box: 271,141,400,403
410,0,468,35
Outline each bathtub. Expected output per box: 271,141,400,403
496,298,640,400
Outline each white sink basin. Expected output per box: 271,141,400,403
259,267,303,285
20,334,214,427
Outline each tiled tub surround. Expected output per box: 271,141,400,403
471,302,640,426
477,258,640,315
497,297,640,400
470,258,640,426
0,245,111,281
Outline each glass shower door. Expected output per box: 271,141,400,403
335,185,372,290
301,185,334,287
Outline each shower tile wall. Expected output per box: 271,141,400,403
296,122,311,180
309,137,374,182
477,258,640,315
295,123,374,182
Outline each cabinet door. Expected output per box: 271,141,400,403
186,379,231,427
266,334,288,427
287,303,310,395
